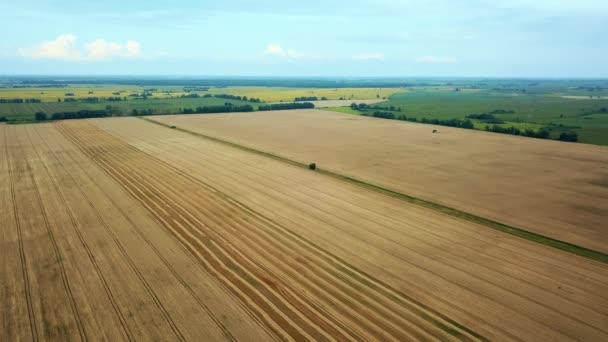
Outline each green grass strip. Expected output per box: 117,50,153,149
141,116,608,264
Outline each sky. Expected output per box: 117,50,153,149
1,0,607,77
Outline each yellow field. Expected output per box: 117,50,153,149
0,85,404,103
1,117,607,341
207,86,403,102
0,85,150,102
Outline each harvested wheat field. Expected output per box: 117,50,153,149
2,117,607,341
152,109,608,253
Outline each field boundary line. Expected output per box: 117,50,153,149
21,127,88,342
140,116,608,264
51,125,238,342
87,120,485,340
56,122,187,342
30,125,136,341
3,128,39,342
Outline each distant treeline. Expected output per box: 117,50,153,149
355,104,578,142
180,93,263,103
363,110,475,129
0,98,42,103
181,104,254,114
131,109,155,116
259,102,315,111
466,113,503,124
184,86,210,92
213,94,262,103
13,77,413,88
294,96,321,101
57,96,125,103
34,109,111,121
351,103,399,111
8,84,68,88
484,125,577,142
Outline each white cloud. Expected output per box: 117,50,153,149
85,39,141,60
416,55,457,63
265,44,303,58
19,34,142,61
19,34,82,60
352,53,384,61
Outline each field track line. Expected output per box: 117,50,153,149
55,121,470,340
58,122,346,342
4,128,39,342
28,125,135,342
123,122,608,337
41,126,239,342
142,130,608,289
140,117,608,264
157,134,608,305
113,126,534,340
77,124,453,341
79,122,480,341
52,124,188,342
20,127,88,342
57,120,487,341
149,131,608,332
83,139,428,341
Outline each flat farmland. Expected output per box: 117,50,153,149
151,109,608,253
2,117,608,341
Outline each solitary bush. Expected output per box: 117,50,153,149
558,131,578,142
35,112,47,121
170,125,177,129
308,163,316,170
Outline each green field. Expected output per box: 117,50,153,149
2,78,608,145
319,106,365,115
344,91,608,145
0,97,258,120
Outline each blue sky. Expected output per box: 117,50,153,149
1,0,607,77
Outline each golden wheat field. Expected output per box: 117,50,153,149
1,116,607,341
152,109,608,253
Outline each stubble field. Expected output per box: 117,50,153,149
1,117,608,341
152,109,608,253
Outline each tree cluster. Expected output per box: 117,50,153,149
181,104,254,114
557,131,579,142
50,109,110,120
180,93,201,98
466,113,503,124
258,102,315,111
213,94,261,102
362,110,475,129
131,109,155,116
483,125,561,140
0,98,42,103
294,96,318,101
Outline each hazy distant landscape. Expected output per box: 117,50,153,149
2,77,608,144
2,1,608,341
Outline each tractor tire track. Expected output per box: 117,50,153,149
38,125,239,342
56,120,485,341
19,127,88,342
53,125,187,342
4,128,39,342
77,122,464,341
28,125,135,342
